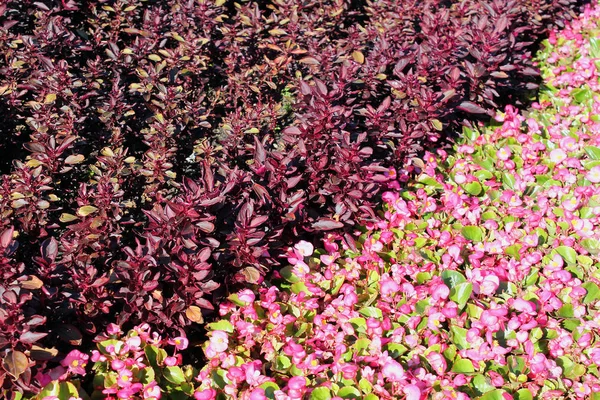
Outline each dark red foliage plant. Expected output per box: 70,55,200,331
0,0,586,396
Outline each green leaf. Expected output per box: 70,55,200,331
275,355,291,371
461,226,483,242
451,358,475,373
472,374,495,395
139,367,156,385
450,282,473,310
441,270,466,289
464,181,482,196
279,265,300,283
386,343,408,358
310,387,332,400
581,238,600,255
583,282,600,304
585,146,600,160
590,37,600,58
463,126,479,142
505,244,522,260
144,345,167,370
207,320,234,333
417,175,443,190
556,246,577,264
358,378,373,394
358,307,382,319
557,304,574,318
515,389,533,400
260,382,280,399
364,395,379,400
450,326,469,350
338,386,361,399
478,389,505,400
502,172,516,189
291,282,310,295
163,366,186,385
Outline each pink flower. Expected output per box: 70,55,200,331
512,298,536,315
380,276,400,297
428,352,447,375
61,350,89,375
382,359,404,382
249,388,267,400
111,359,126,371
169,336,189,350
194,389,216,400
404,384,421,400
294,240,314,257
126,335,142,349
117,369,134,388
208,331,229,353
586,165,600,183
143,382,161,399
287,376,306,390
549,148,567,163
237,289,256,304
497,146,512,160
164,356,178,367
107,323,122,335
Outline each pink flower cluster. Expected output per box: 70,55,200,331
196,4,600,399
35,323,192,400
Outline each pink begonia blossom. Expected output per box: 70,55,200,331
294,240,314,257
209,330,229,353
143,382,161,399
106,323,122,335
382,359,404,382
194,389,217,400
61,350,89,375
168,336,189,350
587,165,600,182
237,289,256,304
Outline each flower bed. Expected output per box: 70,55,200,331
2,1,599,399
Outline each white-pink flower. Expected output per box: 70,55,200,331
586,165,600,183
209,331,229,353
382,359,404,382
294,240,314,257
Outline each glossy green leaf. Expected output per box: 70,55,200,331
478,389,505,400
451,358,475,373
472,374,495,395
450,282,473,310
581,238,600,255
583,282,600,304
163,366,186,385
207,320,234,333
464,181,482,196
338,386,361,399
310,387,332,400
441,270,467,289
515,389,533,400
584,146,600,160
461,225,483,242
358,307,382,319
556,246,577,264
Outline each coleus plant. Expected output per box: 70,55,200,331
0,0,587,396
